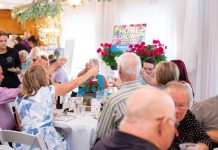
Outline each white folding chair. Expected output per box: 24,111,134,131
0,130,47,150
0,145,14,150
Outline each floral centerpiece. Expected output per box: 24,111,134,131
82,79,98,107
97,40,167,68
83,79,99,93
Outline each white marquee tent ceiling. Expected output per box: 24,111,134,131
0,0,33,9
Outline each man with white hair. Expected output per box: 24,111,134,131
93,86,176,150
97,53,145,139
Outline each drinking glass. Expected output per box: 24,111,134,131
179,143,199,150
77,105,86,116
107,76,114,87
89,59,98,81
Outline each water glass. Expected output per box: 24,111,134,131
78,105,86,115
75,97,83,106
179,143,199,150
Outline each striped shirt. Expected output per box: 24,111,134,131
97,80,145,139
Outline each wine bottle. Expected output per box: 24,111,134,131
56,96,63,109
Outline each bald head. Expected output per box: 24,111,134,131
125,86,175,121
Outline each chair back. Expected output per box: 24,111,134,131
0,145,14,150
0,130,47,150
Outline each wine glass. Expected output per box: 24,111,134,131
89,59,98,81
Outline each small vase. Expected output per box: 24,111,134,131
83,92,96,111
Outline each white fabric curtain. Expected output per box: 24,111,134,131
61,0,218,100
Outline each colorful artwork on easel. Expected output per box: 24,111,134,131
111,24,146,52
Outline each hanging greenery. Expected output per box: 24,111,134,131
11,0,62,25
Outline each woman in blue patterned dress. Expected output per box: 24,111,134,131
15,65,98,149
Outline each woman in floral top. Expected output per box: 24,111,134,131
15,65,98,149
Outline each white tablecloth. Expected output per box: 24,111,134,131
53,113,98,150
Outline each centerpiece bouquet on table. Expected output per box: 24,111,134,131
82,79,99,107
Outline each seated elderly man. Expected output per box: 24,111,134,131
0,65,21,130
192,95,218,146
93,86,176,150
97,53,145,139
164,81,213,150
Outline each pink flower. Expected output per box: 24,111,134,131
97,48,102,53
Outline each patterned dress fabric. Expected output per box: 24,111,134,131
15,85,66,150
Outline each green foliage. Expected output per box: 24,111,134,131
11,0,62,25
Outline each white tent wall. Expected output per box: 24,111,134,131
61,0,218,101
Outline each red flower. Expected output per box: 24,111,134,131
101,50,109,56
145,51,151,56
108,43,112,48
152,50,158,56
136,49,144,55
104,50,109,55
100,43,104,46
158,47,164,54
135,44,139,48
97,48,102,53
129,44,133,48
153,39,160,44
141,42,145,46
88,80,93,84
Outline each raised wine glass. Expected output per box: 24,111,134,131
89,59,98,81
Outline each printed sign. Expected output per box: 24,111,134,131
111,24,146,52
